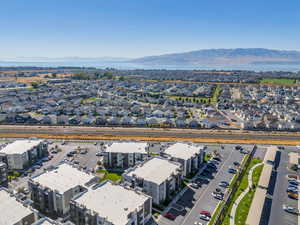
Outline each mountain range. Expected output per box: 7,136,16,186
2,48,300,67
130,48,300,65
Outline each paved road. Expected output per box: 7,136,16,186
0,125,300,142
158,144,248,225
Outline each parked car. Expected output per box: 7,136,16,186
200,210,211,217
288,192,298,200
235,145,242,150
191,183,199,189
240,150,249,154
164,213,175,220
283,205,299,215
288,179,300,185
233,161,240,167
212,192,224,200
212,157,221,162
207,163,217,169
96,152,105,156
228,168,237,174
199,214,210,221
287,187,298,193
219,181,229,188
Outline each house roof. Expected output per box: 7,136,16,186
105,142,148,154
32,163,94,193
126,157,181,184
164,143,203,160
0,139,43,155
0,189,33,225
73,181,150,225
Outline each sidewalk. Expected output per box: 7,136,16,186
230,162,263,225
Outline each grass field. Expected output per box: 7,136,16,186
234,164,263,225
260,78,296,85
97,169,122,182
222,158,262,225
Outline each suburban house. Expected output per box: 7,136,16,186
0,187,38,225
0,139,48,170
28,163,97,218
70,181,152,225
123,157,182,205
162,143,205,176
103,142,150,168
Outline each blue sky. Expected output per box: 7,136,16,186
1,0,300,58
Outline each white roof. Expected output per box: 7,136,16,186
74,182,150,225
105,142,148,154
127,157,181,184
164,143,203,160
33,163,94,193
0,189,33,225
0,139,42,155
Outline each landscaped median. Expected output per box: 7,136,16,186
222,158,263,225
234,163,263,225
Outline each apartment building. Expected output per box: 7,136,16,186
0,162,8,187
29,163,97,218
103,142,150,169
70,181,152,225
0,187,37,225
123,157,182,205
163,143,205,176
0,139,48,170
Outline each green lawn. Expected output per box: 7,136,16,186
169,84,221,105
222,158,262,225
234,164,263,225
260,78,296,85
97,169,122,182
81,96,100,103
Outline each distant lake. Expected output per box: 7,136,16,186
0,61,300,72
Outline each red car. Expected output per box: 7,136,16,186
200,210,211,217
164,213,176,220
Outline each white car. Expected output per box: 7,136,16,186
283,205,299,215
194,222,203,225
199,214,210,221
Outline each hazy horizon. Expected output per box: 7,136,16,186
1,0,300,59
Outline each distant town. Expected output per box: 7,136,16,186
0,67,299,131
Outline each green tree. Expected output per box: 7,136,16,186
31,82,39,89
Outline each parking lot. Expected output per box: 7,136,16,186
265,146,299,225
9,139,109,191
158,144,255,225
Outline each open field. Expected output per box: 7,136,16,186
260,78,297,85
